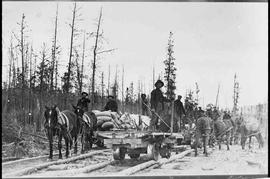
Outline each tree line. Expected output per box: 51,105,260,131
2,3,179,134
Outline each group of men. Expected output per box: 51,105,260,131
76,92,118,113
76,79,228,132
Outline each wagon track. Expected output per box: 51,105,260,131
5,149,194,178
2,149,111,178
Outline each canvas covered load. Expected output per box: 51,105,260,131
92,110,151,131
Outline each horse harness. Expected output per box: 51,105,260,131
244,131,261,138
82,113,91,127
58,112,70,130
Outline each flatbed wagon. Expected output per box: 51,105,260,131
94,129,184,161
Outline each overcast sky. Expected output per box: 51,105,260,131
2,2,268,109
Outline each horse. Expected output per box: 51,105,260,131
239,114,264,150
213,113,234,151
194,116,213,157
54,106,82,158
44,105,62,159
230,114,243,144
73,105,97,153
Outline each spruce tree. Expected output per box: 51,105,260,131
164,32,177,101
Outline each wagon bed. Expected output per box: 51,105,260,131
94,130,184,161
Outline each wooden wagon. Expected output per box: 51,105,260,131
94,129,184,161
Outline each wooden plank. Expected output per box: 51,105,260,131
3,149,111,177
117,160,157,176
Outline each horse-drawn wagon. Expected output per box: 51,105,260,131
94,129,184,161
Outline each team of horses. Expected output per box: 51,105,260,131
44,105,97,159
193,111,264,157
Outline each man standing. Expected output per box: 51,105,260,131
104,95,118,113
150,80,167,131
212,106,220,121
174,95,186,132
77,92,90,112
141,93,149,116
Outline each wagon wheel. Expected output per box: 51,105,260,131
95,139,104,148
147,143,160,161
160,146,171,159
128,153,140,159
113,147,126,160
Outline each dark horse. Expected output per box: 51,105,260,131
73,105,97,153
44,105,82,159
213,113,234,151
194,116,213,157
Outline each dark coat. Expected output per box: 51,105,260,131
141,98,148,110
150,88,166,111
77,97,90,111
104,100,118,112
174,99,186,116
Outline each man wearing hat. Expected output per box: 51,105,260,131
174,95,186,132
104,95,118,112
212,106,220,121
150,79,168,131
141,93,149,116
77,92,91,112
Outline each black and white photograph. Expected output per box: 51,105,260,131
2,1,268,178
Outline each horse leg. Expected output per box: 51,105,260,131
74,135,78,154
58,134,62,159
204,134,209,156
89,130,93,149
259,133,264,148
81,132,85,154
230,131,233,145
65,136,69,158
241,136,246,150
248,136,252,149
49,139,53,159
194,131,199,157
256,133,264,149
48,130,53,159
227,133,230,150
218,137,221,150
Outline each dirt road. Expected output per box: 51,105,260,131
135,144,268,176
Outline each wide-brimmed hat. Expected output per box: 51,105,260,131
154,80,164,87
107,95,114,99
82,92,88,96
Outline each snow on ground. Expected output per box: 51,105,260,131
136,144,268,176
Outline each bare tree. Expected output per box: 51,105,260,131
112,65,118,99
81,31,86,93
12,13,30,126
107,64,110,96
91,8,102,109
121,65,125,112
66,3,77,94
101,72,105,107
50,4,59,91
90,8,116,109
74,49,82,94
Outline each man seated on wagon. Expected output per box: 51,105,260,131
77,92,90,112
104,95,118,113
